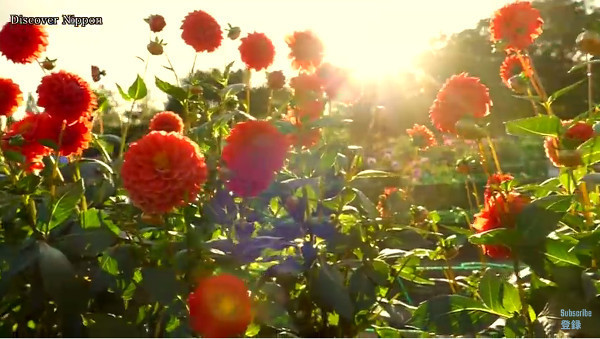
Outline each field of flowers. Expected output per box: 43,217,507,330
1,1,600,338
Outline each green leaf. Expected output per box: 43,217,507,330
127,75,147,100
309,261,355,321
3,150,25,163
568,59,600,73
478,269,521,317
38,138,59,150
516,200,564,246
350,170,398,182
578,136,600,165
469,228,514,246
38,241,76,301
80,158,114,174
545,238,581,266
115,83,131,101
49,180,84,231
547,79,586,104
220,83,246,97
141,267,179,305
352,188,378,218
410,295,499,335
349,267,377,311
155,77,187,102
505,115,561,137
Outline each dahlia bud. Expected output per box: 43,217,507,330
508,75,528,94
145,15,166,33
455,119,487,140
227,25,241,40
576,30,600,56
557,149,583,167
41,57,56,70
147,40,164,56
190,85,203,96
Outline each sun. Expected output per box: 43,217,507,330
314,2,433,81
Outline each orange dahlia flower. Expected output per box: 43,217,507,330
121,131,208,214
181,10,222,53
490,1,543,51
149,111,184,134
0,22,48,64
267,71,286,90
0,78,23,117
406,124,436,150
238,32,275,71
1,112,52,172
188,274,252,338
222,120,289,197
472,192,529,259
429,73,491,134
37,71,97,124
285,30,324,73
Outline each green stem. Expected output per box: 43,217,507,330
119,100,137,159
513,256,533,336
588,54,594,113
245,68,251,114
164,53,180,86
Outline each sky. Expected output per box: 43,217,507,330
0,0,569,113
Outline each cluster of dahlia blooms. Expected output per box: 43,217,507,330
1,71,97,172
491,2,542,93
544,121,595,168
472,173,530,259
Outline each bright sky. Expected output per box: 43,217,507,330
0,0,520,113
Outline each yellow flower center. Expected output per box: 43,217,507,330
152,151,170,171
211,293,238,320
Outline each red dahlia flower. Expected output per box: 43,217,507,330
149,111,184,134
37,71,97,124
121,131,208,214
267,71,286,90
472,192,529,259
1,112,52,172
238,32,275,71
484,172,514,201
0,78,23,117
222,120,289,197
39,116,93,157
406,124,436,150
429,73,492,134
500,54,529,87
564,121,594,143
543,136,583,167
188,274,252,338
181,10,222,53
285,30,324,73
146,14,166,33
490,1,544,51
0,22,48,64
